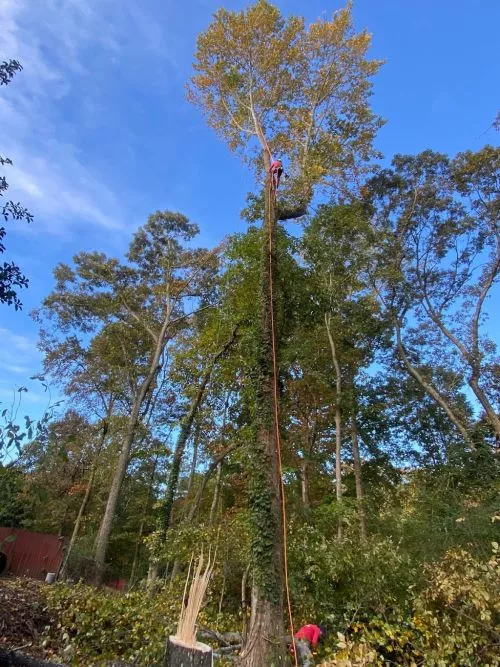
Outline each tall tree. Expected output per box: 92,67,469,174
189,2,381,663
39,211,217,583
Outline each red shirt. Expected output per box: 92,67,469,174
295,624,321,647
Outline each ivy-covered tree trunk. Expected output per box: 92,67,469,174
239,164,285,667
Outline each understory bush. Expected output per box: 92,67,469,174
42,581,237,666
320,544,499,667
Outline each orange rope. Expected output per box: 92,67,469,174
268,181,298,667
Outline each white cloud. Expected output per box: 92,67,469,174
0,330,41,400
0,326,39,376
0,327,37,355
0,0,179,235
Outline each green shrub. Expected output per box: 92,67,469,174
412,544,500,666
42,581,237,666
319,544,499,667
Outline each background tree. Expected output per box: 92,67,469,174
39,211,217,583
366,147,500,443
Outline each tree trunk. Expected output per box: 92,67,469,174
94,313,170,585
394,321,472,445
158,330,237,538
185,422,201,499
241,563,251,642
239,160,285,667
469,375,500,441
187,444,240,522
300,458,310,513
209,462,222,524
129,456,158,588
165,637,212,667
350,413,367,542
59,417,110,580
325,313,343,541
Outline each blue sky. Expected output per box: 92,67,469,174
0,0,499,416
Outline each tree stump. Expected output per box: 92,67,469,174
164,636,212,667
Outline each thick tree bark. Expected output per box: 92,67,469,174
59,414,111,580
350,413,367,542
239,159,285,667
325,313,343,541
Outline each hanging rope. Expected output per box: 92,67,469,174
267,182,298,667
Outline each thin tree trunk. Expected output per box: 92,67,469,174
218,569,226,614
59,415,110,580
351,413,367,542
185,422,201,498
129,456,159,588
300,458,310,513
394,321,472,445
157,329,237,538
94,310,172,585
325,313,343,541
169,559,181,584
241,563,251,642
417,246,500,440
187,443,240,522
209,462,222,524
239,154,285,667
469,375,500,440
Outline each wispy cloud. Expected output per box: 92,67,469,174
0,0,180,235
0,326,39,377
0,327,37,355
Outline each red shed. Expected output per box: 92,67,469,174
0,527,64,580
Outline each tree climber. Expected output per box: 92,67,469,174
269,157,285,190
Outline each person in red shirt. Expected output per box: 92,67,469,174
292,624,327,665
269,158,284,190
295,623,325,648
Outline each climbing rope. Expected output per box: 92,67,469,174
267,183,298,667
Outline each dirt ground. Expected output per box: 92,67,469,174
0,577,56,660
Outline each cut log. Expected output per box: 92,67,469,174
164,636,212,667
198,628,242,647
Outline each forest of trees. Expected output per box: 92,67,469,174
0,2,498,666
